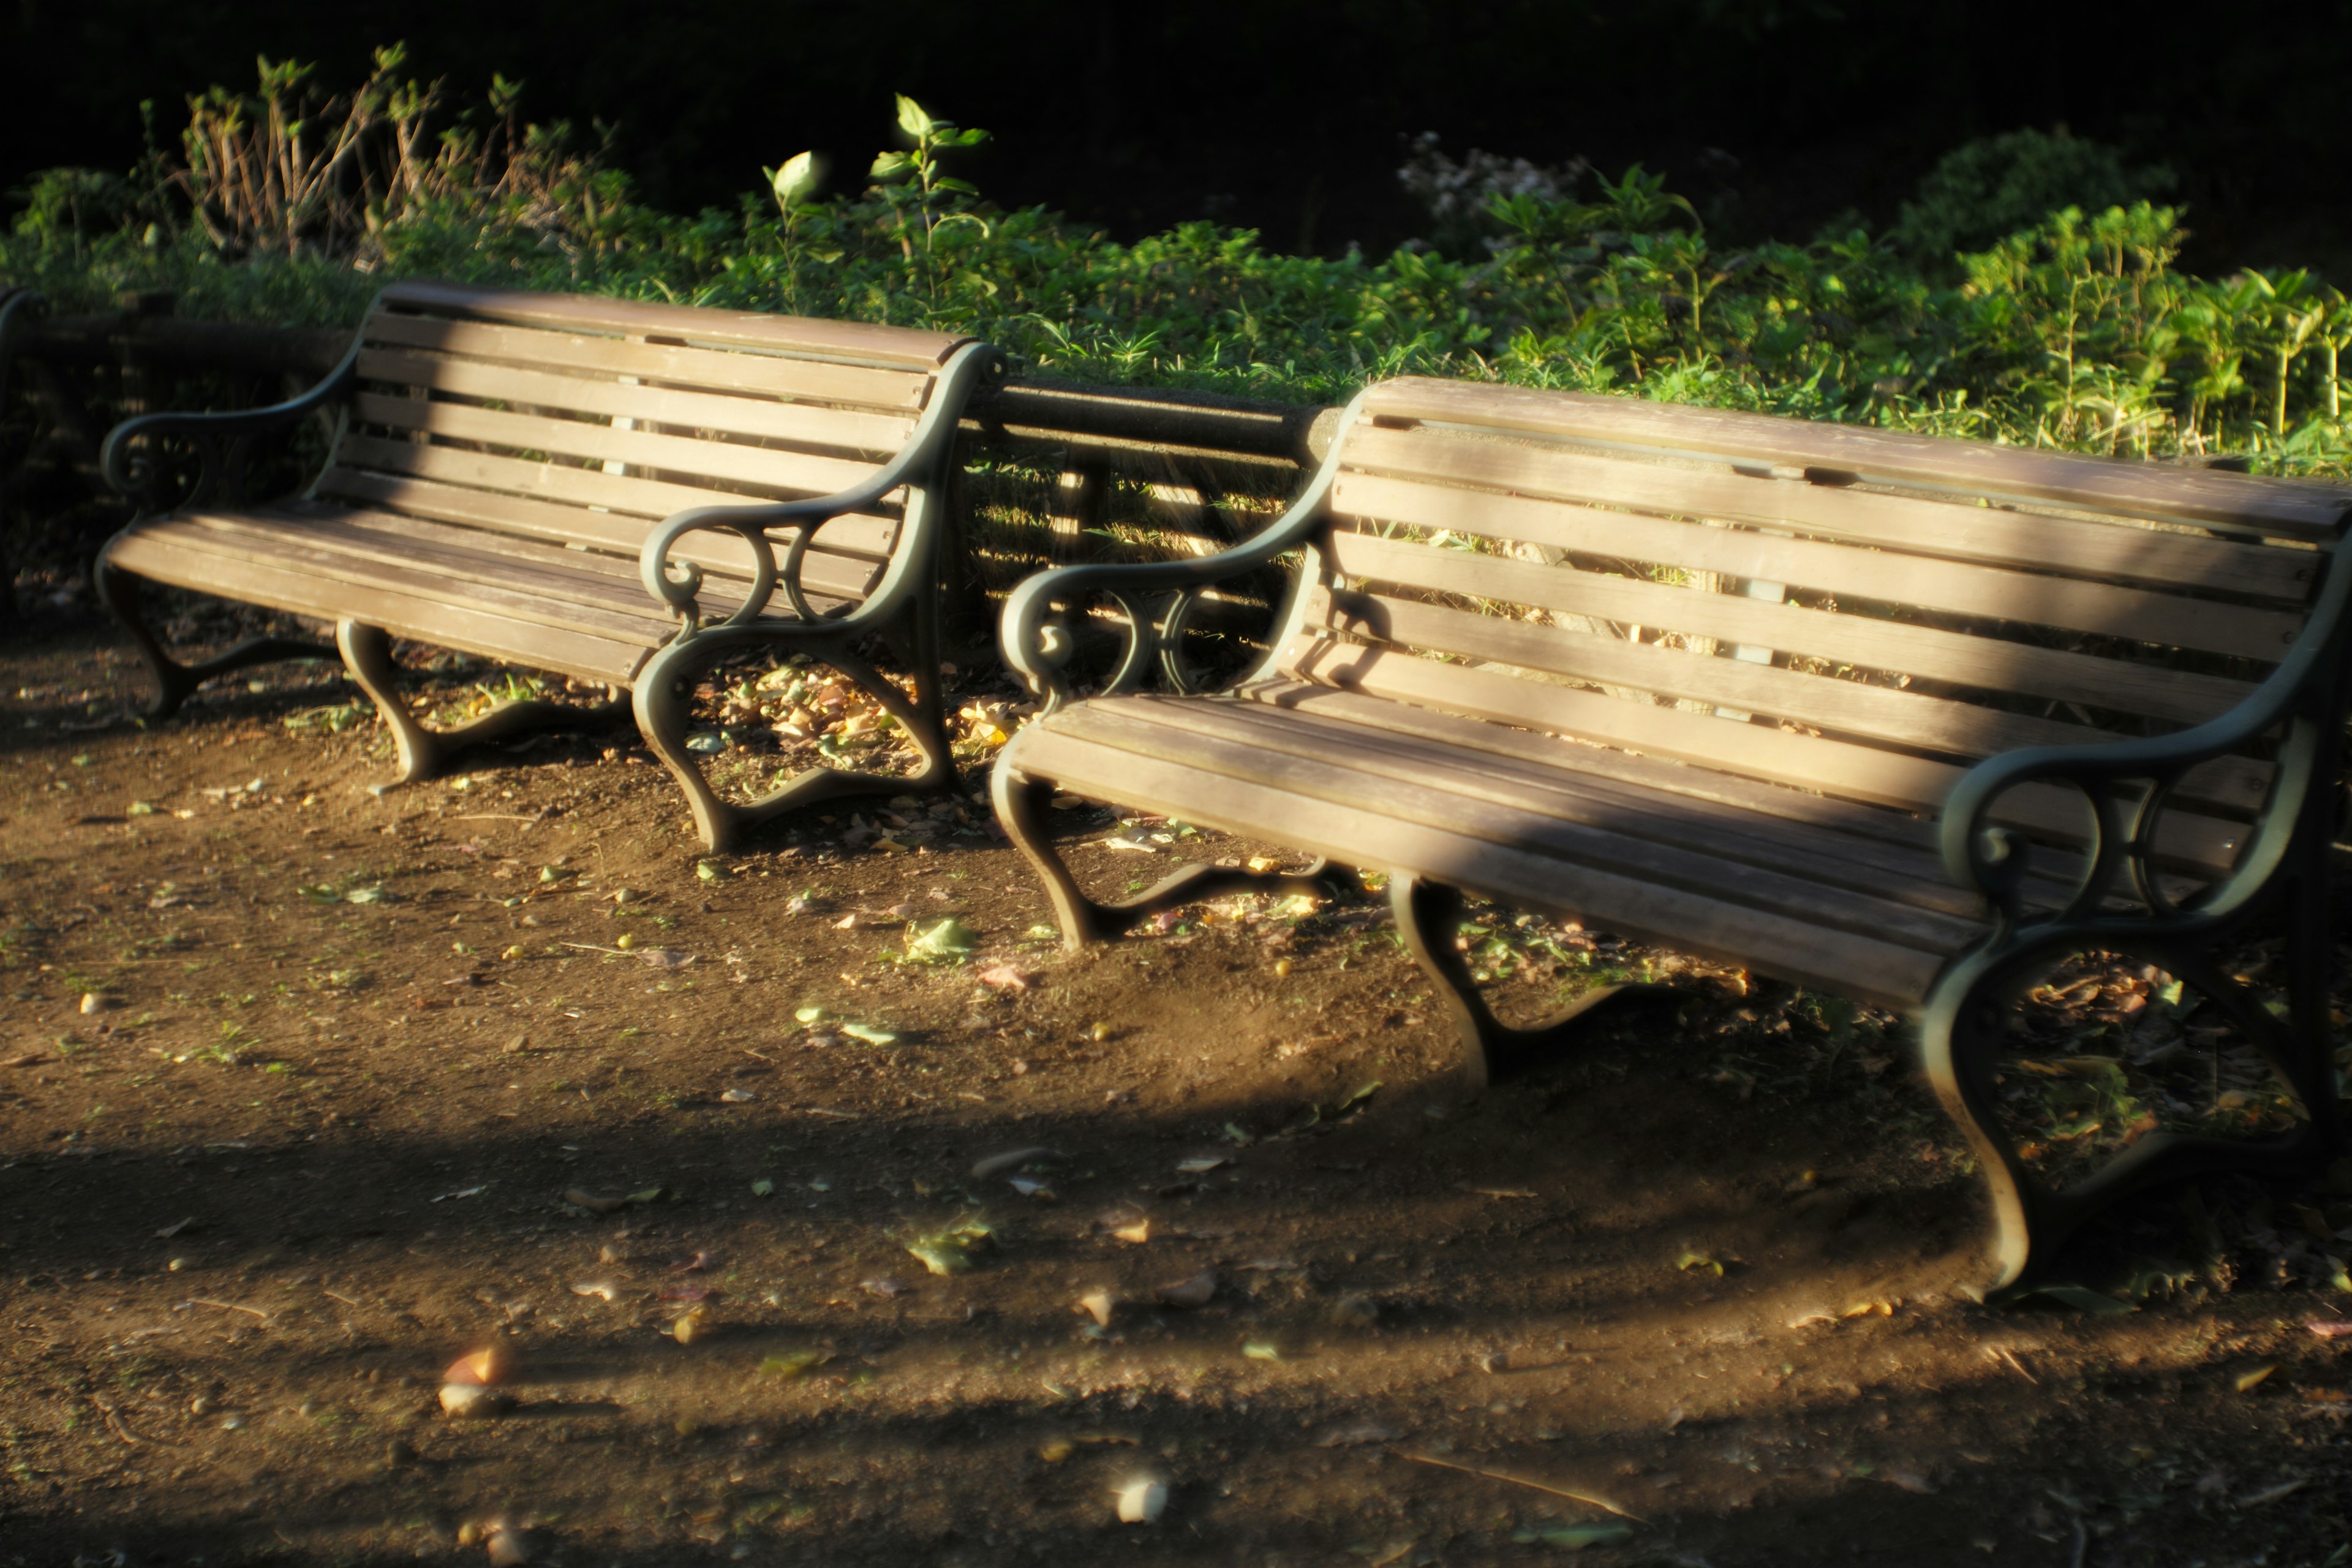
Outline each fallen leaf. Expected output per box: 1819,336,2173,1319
1114,1478,1167,1524
569,1282,617,1302
750,1178,775,1197
671,1311,707,1344
153,1216,197,1239
971,1145,1067,1180
758,1350,829,1379
2308,1319,2352,1338
719,1088,756,1104
1078,1289,1117,1328
840,1022,898,1046
2240,1477,2309,1507
444,1347,512,1387
1008,1175,1057,1200
2236,1363,2279,1393
1883,1469,1937,1494
1113,1219,1152,1245
1154,1271,1216,1309
1242,1341,1281,1360
1317,1423,1399,1447
1676,1251,1725,1277
1175,1156,1229,1175
974,962,1038,991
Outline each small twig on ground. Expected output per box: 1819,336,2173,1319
186,1298,271,1320
1396,1450,1645,1522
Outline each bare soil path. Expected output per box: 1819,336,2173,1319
4,620,2351,1568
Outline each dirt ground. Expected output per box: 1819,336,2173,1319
7,611,2352,1568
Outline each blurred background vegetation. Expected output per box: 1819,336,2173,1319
9,35,2350,476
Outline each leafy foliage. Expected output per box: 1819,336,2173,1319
6,54,2350,475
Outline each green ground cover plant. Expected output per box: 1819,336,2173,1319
7,48,2350,475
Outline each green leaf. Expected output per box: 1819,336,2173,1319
903,918,978,963
758,1349,828,1378
770,149,819,210
869,150,911,182
894,93,934,140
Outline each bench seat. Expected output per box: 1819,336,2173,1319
96,282,1001,848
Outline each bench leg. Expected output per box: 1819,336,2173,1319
992,762,1333,949
632,633,957,854
336,620,624,793
93,559,332,720
1389,874,1659,1090
1922,880,2346,1298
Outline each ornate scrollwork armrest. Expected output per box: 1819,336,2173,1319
638,341,1006,638
99,339,363,513
1941,541,2352,934
1000,389,1371,711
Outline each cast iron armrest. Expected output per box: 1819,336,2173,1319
100,337,363,512
1941,538,2352,932
1000,388,1370,711
639,341,1002,636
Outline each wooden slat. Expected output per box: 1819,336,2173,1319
379,281,968,368
105,531,649,685
1310,587,2273,815
1050,700,1985,951
1275,635,2251,875
1226,679,2154,913
1360,378,2352,541
1008,724,1953,1008
351,393,888,499
355,349,919,456
316,504,878,609
1340,422,2321,603
1334,472,2303,662
1327,527,2258,725
317,469,898,576
363,312,930,410
126,516,670,643
333,434,807,527
1080,694,2000,924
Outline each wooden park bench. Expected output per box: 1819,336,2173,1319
995,375,2352,1292
94,281,1002,850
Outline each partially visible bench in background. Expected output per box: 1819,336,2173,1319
96,281,1001,850
996,374,2352,1292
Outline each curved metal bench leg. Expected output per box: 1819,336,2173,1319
991,758,1334,951
337,620,624,795
633,633,959,854
1923,895,2349,1300
94,559,331,720
1389,873,1659,1090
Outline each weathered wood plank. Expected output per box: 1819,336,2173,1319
1009,725,1956,1008
1333,472,2304,661
380,281,969,368
1326,527,2259,725
355,349,918,455
1359,378,2352,540
363,312,930,410
1340,421,2323,602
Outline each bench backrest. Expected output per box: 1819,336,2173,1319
1274,377,2352,881
317,282,975,608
